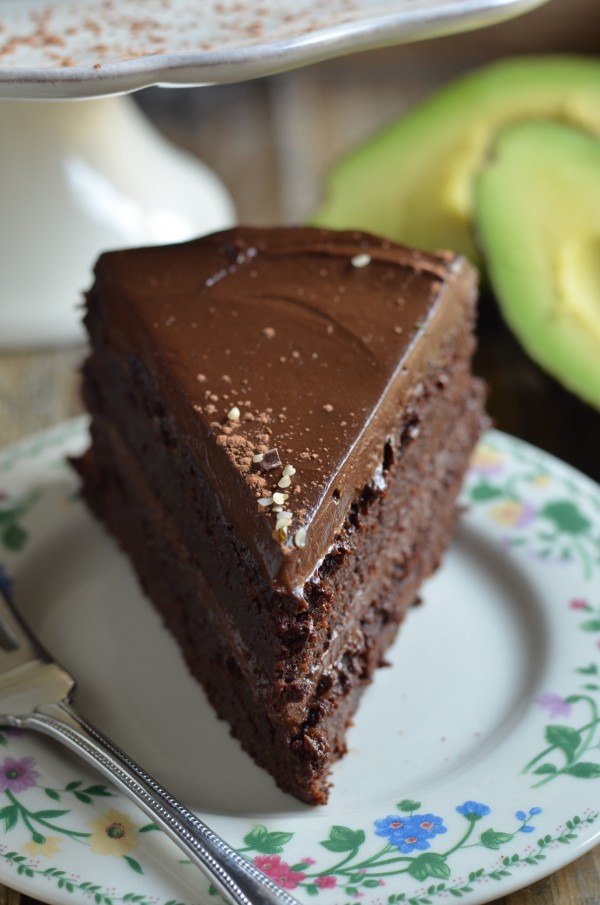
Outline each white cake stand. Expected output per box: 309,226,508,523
0,0,549,346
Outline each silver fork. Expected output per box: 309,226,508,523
0,583,301,905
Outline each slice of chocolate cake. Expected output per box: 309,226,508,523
77,226,485,805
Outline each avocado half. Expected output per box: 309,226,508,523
312,56,600,268
475,120,600,411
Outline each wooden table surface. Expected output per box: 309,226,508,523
2,0,600,902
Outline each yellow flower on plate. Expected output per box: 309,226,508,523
88,808,138,856
470,445,504,475
532,473,552,487
489,499,535,529
22,835,61,857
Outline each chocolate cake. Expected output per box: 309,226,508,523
77,226,485,804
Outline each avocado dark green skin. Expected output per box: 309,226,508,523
474,120,600,411
313,56,600,269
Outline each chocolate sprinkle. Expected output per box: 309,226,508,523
260,448,282,471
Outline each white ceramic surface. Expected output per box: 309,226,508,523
0,95,235,347
0,0,550,100
0,419,599,904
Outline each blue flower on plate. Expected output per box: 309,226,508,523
456,801,491,821
387,822,434,854
377,813,447,853
406,813,447,841
516,807,542,831
374,815,412,838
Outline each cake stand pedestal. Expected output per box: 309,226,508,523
0,96,235,347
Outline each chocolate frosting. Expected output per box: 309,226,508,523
90,226,477,593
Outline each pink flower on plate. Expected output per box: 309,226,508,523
569,598,591,611
0,756,40,792
254,855,305,890
315,875,337,889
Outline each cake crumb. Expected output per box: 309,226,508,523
322,404,334,413
262,327,275,339
247,474,268,494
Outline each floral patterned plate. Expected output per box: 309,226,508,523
1,418,599,905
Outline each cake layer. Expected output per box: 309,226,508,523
85,227,478,591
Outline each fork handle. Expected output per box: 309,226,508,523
21,701,301,905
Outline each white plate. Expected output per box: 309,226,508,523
0,0,549,99
1,418,599,904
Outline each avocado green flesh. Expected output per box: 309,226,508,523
312,56,600,267
474,120,600,411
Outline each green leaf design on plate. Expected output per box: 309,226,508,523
397,799,421,812
580,620,600,632
320,825,366,852
0,804,18,831
469,481,504,501
32,809,71,819
541,501,591,535
480,829,513,850
407,852,451,881
545,725,581,762
1,522,27,551
243,824,294,854
563,763,600,778
0,490,40,553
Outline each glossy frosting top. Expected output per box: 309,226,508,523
92,226,476,593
